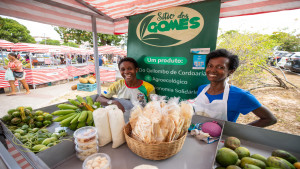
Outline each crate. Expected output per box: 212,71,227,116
77,83,97,92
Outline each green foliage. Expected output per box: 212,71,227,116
217,30,279,87
54,27,124,47
269,31,300,52
0,17,36,43
62,41,79,48
40,39,60,46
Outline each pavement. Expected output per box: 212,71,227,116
0,80,82,117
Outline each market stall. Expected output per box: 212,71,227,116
1,98,299,169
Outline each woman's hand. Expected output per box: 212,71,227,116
3,66,8,69
96,95,125,112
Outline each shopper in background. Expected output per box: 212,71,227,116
3,53,30,96
193,49,277,127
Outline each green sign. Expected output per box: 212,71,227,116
128,0,220,100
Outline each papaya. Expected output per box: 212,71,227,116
226,165,241,169
266,156,291,169
272,150,298,164
225,137,241,150
216,147,239,167
235,147,250,159
251,154,267,165
241,157,266,169
244,164,261,169
278,157,296,169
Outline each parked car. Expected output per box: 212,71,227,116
277,53,293,69
269,51,289,66
284,52,300,73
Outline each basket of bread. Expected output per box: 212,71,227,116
124,96,194,160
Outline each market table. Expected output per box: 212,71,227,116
1,95,300,169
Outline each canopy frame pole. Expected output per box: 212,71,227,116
92,15,101,95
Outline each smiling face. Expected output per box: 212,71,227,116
119,61,138,83
205,57,233,83
8,54,14,60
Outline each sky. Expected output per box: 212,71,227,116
1,9,299,40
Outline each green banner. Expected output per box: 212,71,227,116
127,0,220,100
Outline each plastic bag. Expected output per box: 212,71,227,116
5,68,15,81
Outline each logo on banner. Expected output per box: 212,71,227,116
136,7,204,47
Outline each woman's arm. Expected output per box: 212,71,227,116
96,95,125,112
247,105,277,127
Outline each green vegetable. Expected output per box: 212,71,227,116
52,109,76,116
60,114,77,127
7,109,16,115
57,104,78,110
77,121,86,129
68,99,81,107
86,96,94,107
76,95,86,104
70,113,81,124
43,120,52,126
42,138,53,145
93,102,101,108
53,113,75,122
44,114,53,121
32,144,46,152
78,111,88,122
86,111,93,124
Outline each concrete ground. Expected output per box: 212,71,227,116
0,79,112,118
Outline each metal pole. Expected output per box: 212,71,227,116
29,53,32,69
92,16,101,95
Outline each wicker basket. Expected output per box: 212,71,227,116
123,123,187,160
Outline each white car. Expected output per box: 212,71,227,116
277,53,293,69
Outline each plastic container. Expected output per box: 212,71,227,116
75,145,98,161
74,126,97,143
77,83,97,92
82,153,111,169
75,138,98,150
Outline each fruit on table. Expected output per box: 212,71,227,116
266,156,291,169
216,147,239,167
226,165,241,169
71,84,77,90
251,154,267,164
235,147,250,159
240,157,266,169
272,149,298,164
243,164,261,169
225,137,241,150
201,121,222,137
52,95,101,130
294,162,300,169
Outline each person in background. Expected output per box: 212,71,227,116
25,55,30,63
3,53,30,95
96,57,155,112
99,56,103,66
193,49,277,127
77,55,85,63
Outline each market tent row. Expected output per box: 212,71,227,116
0,0,299,35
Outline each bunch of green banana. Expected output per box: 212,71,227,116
52,95,101,130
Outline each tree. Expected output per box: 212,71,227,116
40,39,60,46
217,30,279,87
62,41,79,48
0,17,36,43
269,31,300,52
54,27,124,47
